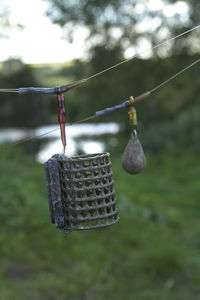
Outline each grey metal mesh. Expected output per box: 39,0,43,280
45,152,119,233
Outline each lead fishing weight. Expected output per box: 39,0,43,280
122,97,146,174
122,130,146,174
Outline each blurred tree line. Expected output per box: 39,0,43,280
0,0,200,153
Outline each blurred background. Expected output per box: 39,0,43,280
0,0,200,299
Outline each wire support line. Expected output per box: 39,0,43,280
3,54,199,149
85,24,200,81
1,115,97,149
0,24,200,94
67,115,96,125
150,57,200,93
0,89,18,93
5,127,60,148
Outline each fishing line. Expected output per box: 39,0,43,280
85,24,200,81
150,57,200,93
2,115,97,149
0,24,200,93
3,55,200,149
0,89,18,93
1,24,200,149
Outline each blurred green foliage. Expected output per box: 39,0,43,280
0,147,200,299
46,0,200,57
0,1,200,298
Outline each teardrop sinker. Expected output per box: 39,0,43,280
122,135,146,174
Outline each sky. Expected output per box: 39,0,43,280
0,0,188,64
0,0,88,63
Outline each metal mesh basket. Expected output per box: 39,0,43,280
45,152,119,233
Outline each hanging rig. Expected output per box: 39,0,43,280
1,24,200,233
0,24,200,150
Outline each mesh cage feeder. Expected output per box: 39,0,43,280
44,152,119,233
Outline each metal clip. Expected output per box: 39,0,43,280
128,96,137,127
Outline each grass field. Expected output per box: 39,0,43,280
0,147,200,299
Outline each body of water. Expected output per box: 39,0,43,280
0,123,119,162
